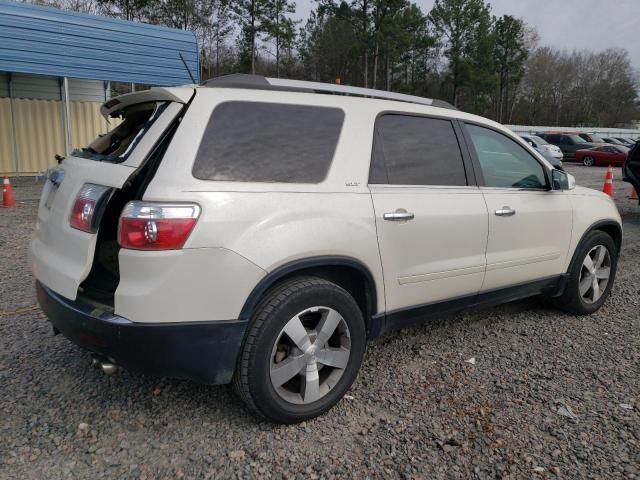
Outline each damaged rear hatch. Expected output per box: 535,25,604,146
31,87,194,301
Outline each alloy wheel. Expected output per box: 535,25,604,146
269,306,351,405
583,156,595,166
578,245,611,304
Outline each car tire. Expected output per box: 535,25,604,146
233,276,366,423
583,155,595,167
554,230,617,315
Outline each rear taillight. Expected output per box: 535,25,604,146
69,184,112,233
118,201,201,250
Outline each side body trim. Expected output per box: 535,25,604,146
371,275,567,338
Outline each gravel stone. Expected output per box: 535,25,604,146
1,165,639,479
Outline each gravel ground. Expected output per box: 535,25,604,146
1,164,639,479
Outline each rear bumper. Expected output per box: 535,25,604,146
36,281,246,384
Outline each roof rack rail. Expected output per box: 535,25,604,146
201,74,457,110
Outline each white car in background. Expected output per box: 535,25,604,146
520,134,564,169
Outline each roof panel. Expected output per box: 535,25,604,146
0,0,199,85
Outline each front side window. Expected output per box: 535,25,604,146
466,124,547,189
370,114,467,186
192,102,344,183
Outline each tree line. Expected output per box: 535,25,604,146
39,0,640,127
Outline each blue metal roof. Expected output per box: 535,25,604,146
0,0,199,85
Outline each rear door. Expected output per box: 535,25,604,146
623,143,640,202
462,123,573,291
31,88,193,300
369,114,488,317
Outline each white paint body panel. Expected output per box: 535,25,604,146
370,185,488,311
31,158,135,299
30,101,186,300
481,189,573,291
116,248,266,323
32,85,622,326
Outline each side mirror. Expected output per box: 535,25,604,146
526,140,534,147
552,169,575,190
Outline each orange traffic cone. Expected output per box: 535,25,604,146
630,187,639,200
602,166,614,197
2,176,16,208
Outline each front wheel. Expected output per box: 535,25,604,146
233,277,366,423
554,231,617,315
583,155,596,166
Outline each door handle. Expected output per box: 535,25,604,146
383,209,415,221
495,206,516,217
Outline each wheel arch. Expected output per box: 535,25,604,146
567,219,622,274
239,256,379,334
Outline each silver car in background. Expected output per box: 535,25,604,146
520,134,564,170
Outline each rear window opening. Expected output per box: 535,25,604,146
77,106,181,310
72,102,167,163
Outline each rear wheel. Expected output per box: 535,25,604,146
554,231,617,315
233,277,366,423
583,155,596,167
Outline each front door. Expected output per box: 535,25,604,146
369,114,489,314
463,123,573,292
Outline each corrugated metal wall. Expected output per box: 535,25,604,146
0,0,199,85
0,73,113,175
0,98,110,175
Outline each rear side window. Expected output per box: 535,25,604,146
370,114,467,186
193,102,344,183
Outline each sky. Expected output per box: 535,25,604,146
294,0,640,68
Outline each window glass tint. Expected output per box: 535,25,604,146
466,124,547,189
193,102,344,183
370,114,467,186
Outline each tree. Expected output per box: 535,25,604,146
262,0,297,77
427,0,494,109
493,15,528,122
206,0,235,78
379,3,433,92
298,6,360,84
94,0,154,21
233,0,268,74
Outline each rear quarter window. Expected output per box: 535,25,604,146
192,102,345,183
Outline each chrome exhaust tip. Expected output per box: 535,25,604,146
91,355,119,375
100,363,118,375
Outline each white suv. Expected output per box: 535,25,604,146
32,75,622,423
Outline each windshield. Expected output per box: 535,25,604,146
529,135,549,145
569,135,586,143
615,146,630,153
588,134,606,143
72,102,167,163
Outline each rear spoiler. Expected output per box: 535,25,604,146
100,87,195,118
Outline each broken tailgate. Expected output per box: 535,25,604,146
31,88,194,300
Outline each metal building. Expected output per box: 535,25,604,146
0,0,199,175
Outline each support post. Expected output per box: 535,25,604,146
104,80,111,132
8,73,20,176
62,77,72,155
